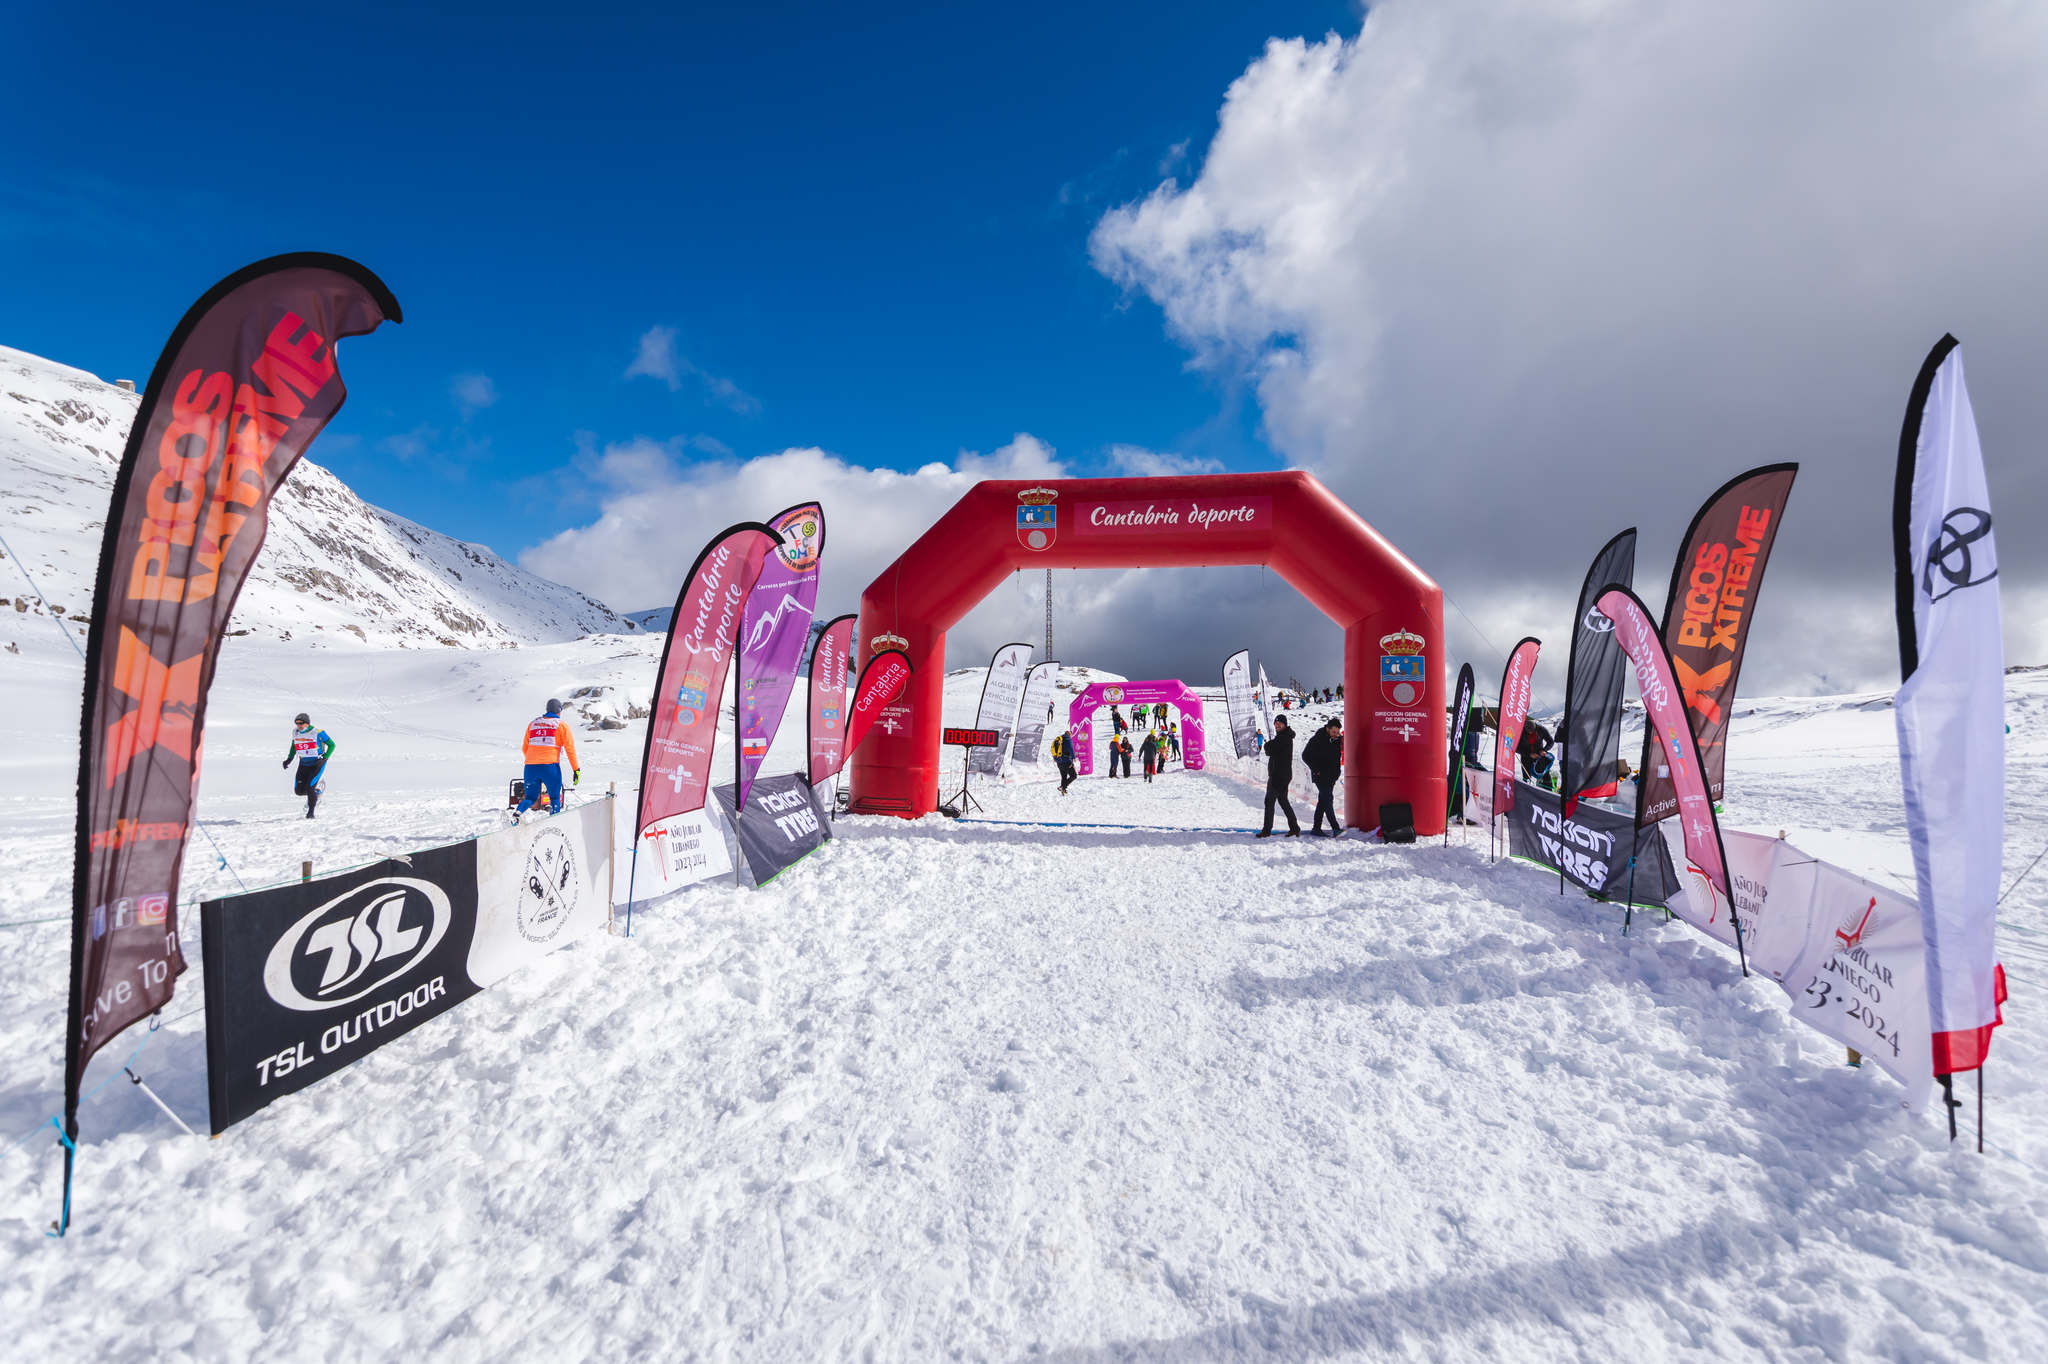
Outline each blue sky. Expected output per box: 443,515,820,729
3,1,1354,562
9,1,2044,691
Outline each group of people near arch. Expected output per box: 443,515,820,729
1080,703,1186,786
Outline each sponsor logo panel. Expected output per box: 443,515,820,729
203,802,614,1134
1016,487,1058,551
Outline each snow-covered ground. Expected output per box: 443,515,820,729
3,604,2045,1359
4,343,2046,1361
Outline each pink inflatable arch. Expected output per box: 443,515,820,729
1067,680,1205,776
850,471,1445,833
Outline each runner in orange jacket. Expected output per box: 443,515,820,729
513,698,581,821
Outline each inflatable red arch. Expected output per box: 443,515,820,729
850,471,1446,833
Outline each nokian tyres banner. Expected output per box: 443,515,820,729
202,801,611,1133
712,773,830,886
1505,779,1678,904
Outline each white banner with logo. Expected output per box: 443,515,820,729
633,805,735,901
1665,827,1785,967
967,642,1034,776
1894,337,2005,1074
469,800,614,988
1656,829,1935,1110
1009,660,1062,766
1222,649,1261,758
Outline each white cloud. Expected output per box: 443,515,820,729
521,435,1070,626
1092,0,2048,693
1106,444,1225,478
378,426,435,462
625,325,761,415
624,325,683,389
451,372,497,417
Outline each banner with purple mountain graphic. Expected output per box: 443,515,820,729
736,502,825,804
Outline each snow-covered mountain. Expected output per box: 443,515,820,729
0,345,634,650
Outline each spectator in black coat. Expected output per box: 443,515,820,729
1256,716,1301,837
1140,732,1159,782
1302,717,1343,836
1118,735,1135,778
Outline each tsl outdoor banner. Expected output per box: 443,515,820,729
737,502,824,804
807,613,856,786
1506,779,1678,904
69,255,399,1129
636,522,781,836
1637,465,1796,824
201,801,611,1133
712,774,831,887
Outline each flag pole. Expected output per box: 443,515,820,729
732,684,745,889
732,594,748,889
1444,751,1458,849
626,846,639,937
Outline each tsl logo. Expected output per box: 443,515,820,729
1017,486,1057,551
261,877,452,1012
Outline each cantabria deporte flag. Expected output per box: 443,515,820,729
1894,335,2007,1076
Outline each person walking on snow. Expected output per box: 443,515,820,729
1140,731,1159,782
513,698,581,822
1153,702,1168,731
1167,723,1181,761
1111,705,1127,736
1117,734,1134,778
281,712,334,819
1303,717,1343,836
1051,731,1078,795
1256,715,1301,838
